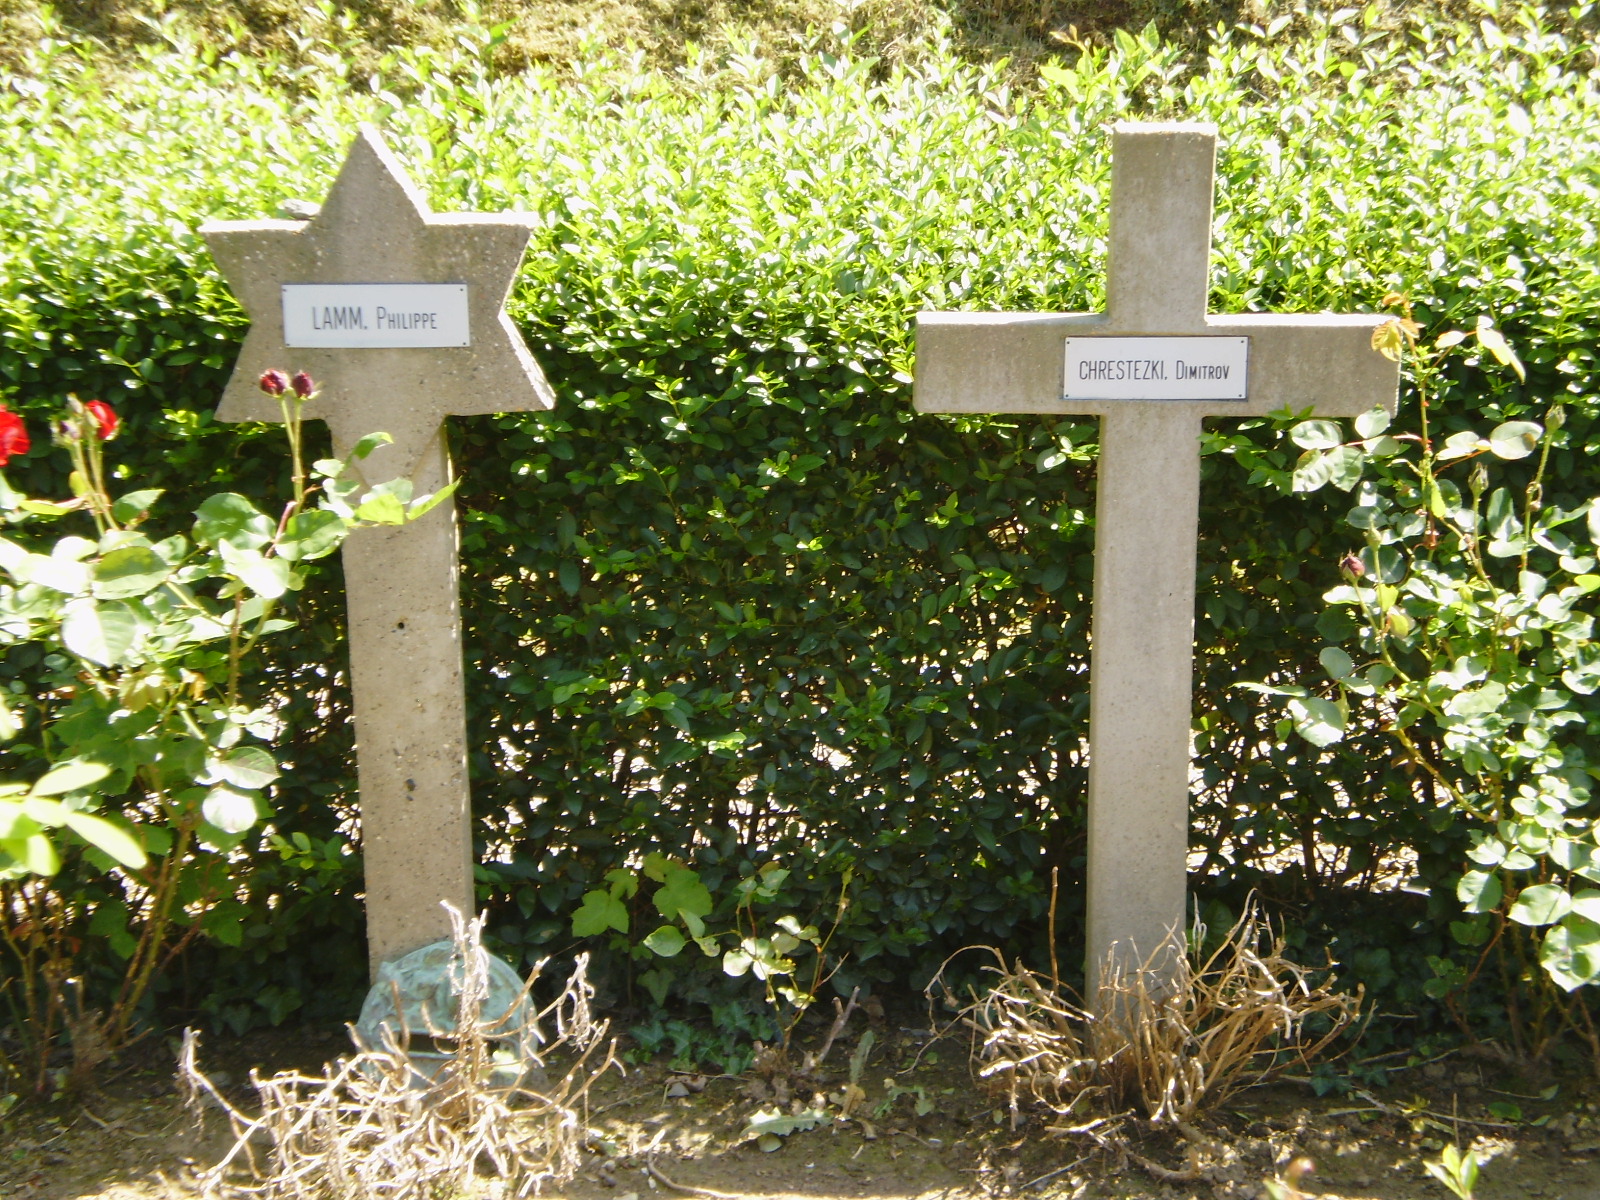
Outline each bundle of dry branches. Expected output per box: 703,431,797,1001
960,900,1360,1130
180,909,618,1199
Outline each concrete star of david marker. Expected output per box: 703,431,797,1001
915,122,1400,1003
201,125,555,976
202,124,553,476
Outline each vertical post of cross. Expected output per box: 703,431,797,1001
913,121,1399,1005
1086,125,1219,990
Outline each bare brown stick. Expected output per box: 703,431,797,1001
1129,1149,1202,1184
807,987,860,1070
1048,866,1061,992
644,1157,747,1199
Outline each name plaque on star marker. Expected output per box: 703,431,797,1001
1064,336,1249,402
282,283,471,349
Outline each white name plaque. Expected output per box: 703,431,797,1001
282,283,470,348
1064,336,1249,402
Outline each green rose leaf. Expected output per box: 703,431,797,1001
278,510,347,562
1318,646,1355,681
1353,407,1390,438
201,785,261,836
1287,695,1344,748
60,811,147,869
1569,889,1600,923
94,544,169,599
1541,916,1600,992
111,489,164,525
1291,450,1333,493
1290,419,1344,450
407,480,460,522
18,500,76,517
61,598,141,666
1445,681,1507,718
218,542,292,600
1292,446,1363,493
1458,869,1503,914
1436,429,1487,461
349,432,394,461
353,491,407,525
21,552,91,594
211,746,280,791
1360,545,1405,584
643,924,687,957
31,759,112,796
1487,420,1542,460
1475,317,1526,381
194,493,274,550
1509,882,1571,927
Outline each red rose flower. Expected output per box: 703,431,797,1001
290,371,315,399
259,370,289,396
84,399,119,441
0,406,29,466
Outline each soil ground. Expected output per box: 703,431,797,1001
6,1019,1600,1200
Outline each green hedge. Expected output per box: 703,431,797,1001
2,7,1597,1036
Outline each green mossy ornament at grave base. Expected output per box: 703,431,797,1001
354,938,542,1088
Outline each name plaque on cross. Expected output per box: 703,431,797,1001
1064,336,1248,402
914,121,1399,1005
283,283,472,349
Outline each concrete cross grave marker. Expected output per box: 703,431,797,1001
201,125,555,976
914,122,1399,998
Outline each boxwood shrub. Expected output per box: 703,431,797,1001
1,5,1596,1037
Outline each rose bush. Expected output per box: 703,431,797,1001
1241,300,1600,1055
0,376,450,1094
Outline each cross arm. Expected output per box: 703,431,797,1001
913,310,1399,420
914,311,1105,414
1205,313,1399,419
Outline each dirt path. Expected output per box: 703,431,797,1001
7,1026,1600,1200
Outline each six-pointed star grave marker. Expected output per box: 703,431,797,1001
915,121,1400,997
202,125,555,975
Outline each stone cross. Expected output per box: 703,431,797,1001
201,126,555,976
914,122,1398,997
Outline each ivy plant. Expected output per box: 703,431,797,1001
573,853,848,1060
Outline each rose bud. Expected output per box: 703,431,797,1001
1339,552,1364,579
290,371,315,399
84,399,119,441
259,370,289,396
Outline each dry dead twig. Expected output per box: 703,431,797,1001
180,907,619,1199
948,898,1361,1130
